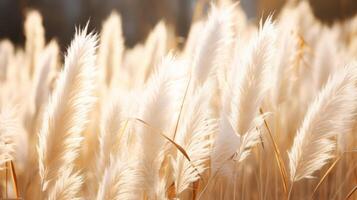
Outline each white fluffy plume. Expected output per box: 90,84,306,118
212,17,276,170
288,63,357,182
192,5,234,87
98,11,124,87
229,16,275,136
173,85,217,195
137,56,182,198
37,27,98,196
96,156,140,200
0,107,22,169
97,99,123,179
47,168,83,200
24,10,45,78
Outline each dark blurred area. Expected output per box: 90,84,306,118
0,0,356,49
0,0,194,49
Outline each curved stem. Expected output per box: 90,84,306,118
172,75,191,140
288,181,295,200
10,161,19,198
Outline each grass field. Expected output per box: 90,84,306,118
0,1,357,199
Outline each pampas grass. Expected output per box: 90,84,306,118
37,27,97,198
1,2,357,199
192,5,234,88
0,107,22,169
172,85,216,195
288,63,357,183
24,10,45,78
96,156,140,200
136,55,183,199
98,12,124,88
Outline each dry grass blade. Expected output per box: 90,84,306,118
260,108,288,194
311,156,341,199
5,161,8,198
344,185,357,200
172,75,191,140
134,118,204,181
192,181,199,200
10,160,19,198
135,118,191,162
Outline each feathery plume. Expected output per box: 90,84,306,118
229,16,275,136
33,40,59,115
288,63,357,182
211,17,276,169
0,107,22,169
173,85,217,195
24,10,45,78
37,27,98,195
142,21,168,82
98,11,124,87
183,21,204,59
137,56,182,198
46,168,83,200
0,40,14,82
97,99,123,179
96,156,140,200
211,113,240,174
192,5,234,88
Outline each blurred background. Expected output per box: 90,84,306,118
0,0,356,49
